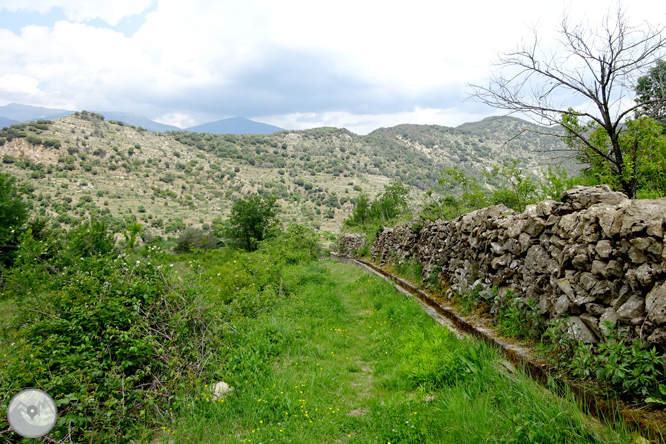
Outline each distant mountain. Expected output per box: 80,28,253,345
0,116,19,128
0,103,72,122
186,117,284,134
96,111,179,133
0,103,181,133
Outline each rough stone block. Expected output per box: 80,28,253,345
646,282,666,325
566,316,599,343
616,295,646,322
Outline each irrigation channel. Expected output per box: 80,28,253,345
330,254,665,442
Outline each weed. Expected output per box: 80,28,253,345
495,293,545,341
394,257,423,284
539,319,666,402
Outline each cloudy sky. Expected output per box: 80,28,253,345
0,0,664,134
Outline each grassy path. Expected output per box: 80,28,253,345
167,261,633,443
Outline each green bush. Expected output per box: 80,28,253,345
173,227,218,253
540,319,666,401
258,223,320,264
0,171,29,267
66,218,115,257
1,243,224,442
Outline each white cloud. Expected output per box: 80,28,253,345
155,113,197,129
258,106,498,135
0,0,663,131
0,74,43,95
0,0,152,25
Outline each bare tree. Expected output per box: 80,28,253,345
469,6,666,198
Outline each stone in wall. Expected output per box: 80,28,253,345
367,186,666,345
337,233,366,258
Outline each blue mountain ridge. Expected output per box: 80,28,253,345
0,116,19,128
185,116,284,134
0,103,283,134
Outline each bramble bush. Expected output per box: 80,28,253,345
0,225,227,442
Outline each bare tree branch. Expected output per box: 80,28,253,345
468,5,666,198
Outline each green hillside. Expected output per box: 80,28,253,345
0,112,574,237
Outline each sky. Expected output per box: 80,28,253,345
0,0,664,134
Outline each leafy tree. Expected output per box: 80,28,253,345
420,167,487,221
486,160,538,212
259,223,320,264
562,113,666,198
225,194,280,251
470,7,666,198
0,171,29,266
636,59,666,127
344,192,372,227
371,180,410,222
173,227,218,253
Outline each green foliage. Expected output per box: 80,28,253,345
421,166,488,221
225,193,280,252
539,165,583,200
344,192,371,227
343,181,410,228
66,218,115,257
396,325,486,389
0,171,29,267
123,221,142,250
486,159,539,212
173,227,218,253
371,180,411,222
1,242,224,442
635,59,666,127
539,319,666,402
258,223,320,264
561,111,666,198
493,289,545,340
393,257,423,284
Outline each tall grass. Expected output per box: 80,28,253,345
165,261,634,444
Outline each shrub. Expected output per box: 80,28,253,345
66,218,115,257
1,242,224,442
173,227,218,253
259,223,320,264
25,135,42,145
0,171,29,266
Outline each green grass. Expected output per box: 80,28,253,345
160,261,634,444
0,298,15,338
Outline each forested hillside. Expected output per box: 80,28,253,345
0,112,572,238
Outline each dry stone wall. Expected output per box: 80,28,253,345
337,233,366,258
366,186,666,345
